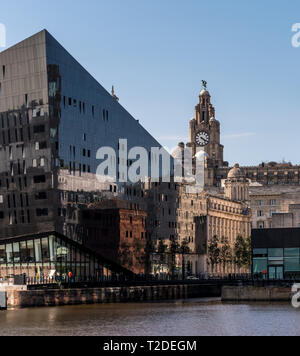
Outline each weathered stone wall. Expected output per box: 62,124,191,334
6,283,221,309
222,286,292,302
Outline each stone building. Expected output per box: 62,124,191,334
271,205,300,229
175,165,251,275
185,87,300,232
249,185,300,229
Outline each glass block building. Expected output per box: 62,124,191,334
252,228,300,279
0,30,164,240
0,30,168,278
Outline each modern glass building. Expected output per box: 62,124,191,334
252,228,300,279
0,29,165,241
0,231,133,281
0,30,172,279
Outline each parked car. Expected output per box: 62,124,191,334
186,276,200,280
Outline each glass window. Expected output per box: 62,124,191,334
49,235,55,262
56,239,68,262
5,244,13,263
0,244,6,263
268,248,283,258
13,242,20,263
253,248,267,256
253,258,267,274
285,248,300,257
27,240,35,263
20,241,27,263
285,258,300,272
34,239,42,262
41,237,50,263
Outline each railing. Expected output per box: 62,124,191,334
8,273,300,290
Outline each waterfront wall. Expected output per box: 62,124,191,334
222,286,292,302
6,284,221,309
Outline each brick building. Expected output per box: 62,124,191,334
81,200,147,274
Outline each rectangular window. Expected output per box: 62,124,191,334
33,125,45,134
268,248,283,258
36,208,48,217
6,244,13,263
41,237,50,263
33,175,46,184
35,192,47,200
258,221,265,229
13,242,20,263
285,258,300,272
36,141,47,150
34,239,42,262
284,248,300,257
253,258,268,275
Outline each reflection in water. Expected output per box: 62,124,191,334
0,298,299,336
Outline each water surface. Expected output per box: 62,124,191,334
0,298,298,336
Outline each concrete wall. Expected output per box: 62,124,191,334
6,283,221,309
222,286,292,302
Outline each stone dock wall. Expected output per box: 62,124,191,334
222,286,292,302
6,283,221,309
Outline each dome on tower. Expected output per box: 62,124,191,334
227,163,245,179
200,89,210,97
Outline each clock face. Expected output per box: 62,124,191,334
195,131,210,147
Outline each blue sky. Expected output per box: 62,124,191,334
1,0,300,166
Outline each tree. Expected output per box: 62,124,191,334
234,236,252,272
219,236,232,274
179,239,191,280
234,236,245,272
207,235,220,273
145,239,155,275
243,236,252,270
158,239,167,264
169,239,180,280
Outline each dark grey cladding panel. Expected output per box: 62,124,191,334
252,228,300,248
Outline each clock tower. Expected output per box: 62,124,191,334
187,87,227,186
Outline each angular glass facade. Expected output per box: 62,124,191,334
0,232,131,282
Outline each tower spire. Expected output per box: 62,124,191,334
111,85,119,102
